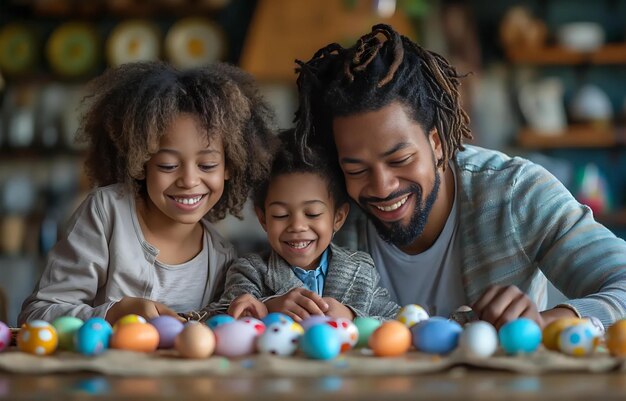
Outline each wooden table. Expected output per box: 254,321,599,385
2,370,626,400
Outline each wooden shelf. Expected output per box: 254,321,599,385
596,209,626,228
506,43,626,65
517,124,625,149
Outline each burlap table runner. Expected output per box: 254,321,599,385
0,347,621,376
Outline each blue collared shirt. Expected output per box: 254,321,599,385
291,248,329,296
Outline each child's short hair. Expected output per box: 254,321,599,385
77,61,277,221
253,129,348,211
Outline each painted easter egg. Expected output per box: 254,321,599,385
175,321,215,359
256,321,304,356
458,321,498,358
17,320,58,356
110,322,159,352
300,323,341,360
238,317,266,335
51,316,83,351
75,317,113,356
150,315,184,349
369,320,412,357
300,315,331,331
606,319,626,357
353,317,382,348
0,322,11,352
206,314,235,330
261,312,294,327
498,318,542,355
213,320,259,357
542,317,584,351
558,321,598,357
411,317,462,355
113,314,146,331
326,318,359,352
396,304,429,328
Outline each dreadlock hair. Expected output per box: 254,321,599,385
253,129,348,212
294,23,472,170
76,61,278,222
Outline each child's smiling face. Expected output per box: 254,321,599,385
144,113,229,227
257,172,348,270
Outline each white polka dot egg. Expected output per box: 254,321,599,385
17,320,58,356
256,321,304,356
558,321,599,357
396,304,429,328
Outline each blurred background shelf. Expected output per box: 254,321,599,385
517,124,626,149
506,43,626,65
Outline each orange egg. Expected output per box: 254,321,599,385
110,322,159,352
606,319,626,357
368,320,412,357
17,320,58,356
542,317,585,351
175,322,215,359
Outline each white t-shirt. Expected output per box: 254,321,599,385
367,168,466,318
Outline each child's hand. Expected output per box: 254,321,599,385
228,294,268,319
264,288,329,322
322,297,355,320
106,296,185,325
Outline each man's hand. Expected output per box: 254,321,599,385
472,285,543,330
105,296,185,325
322,297,355,320
264,288,329,322
228,294,268,319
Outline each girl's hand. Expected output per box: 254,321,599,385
472,285,544,330
322,297,355,320
264,288,329,322
228,294,268,319
106,296,185,325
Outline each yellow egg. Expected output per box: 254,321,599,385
17,320,58,356
542,318,584,351
113,314,147,331
110,322,159,352
175,322,215,359
606,319,626,357
368,320,412,357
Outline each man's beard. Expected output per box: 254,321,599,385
360,170,440,248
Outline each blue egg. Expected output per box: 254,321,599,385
74,317,113,356
498,318,542,355
300,324,341,360
411,317,462,354
206,314,235,330
261,312,294,327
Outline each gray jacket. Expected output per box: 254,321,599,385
209,243,400,320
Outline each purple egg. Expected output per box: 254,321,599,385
213,320,258,357
300,315,330,331
149,316,184,349
0,322,10,352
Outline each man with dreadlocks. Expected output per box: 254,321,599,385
293,24,626,330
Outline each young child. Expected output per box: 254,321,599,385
18,61,277,325
208,130,400,322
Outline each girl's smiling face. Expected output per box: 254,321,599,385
143,113,229,228
257,172,348,270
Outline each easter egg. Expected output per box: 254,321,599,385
498,318,542,355
206,314,235,330
261,312,294,327
17,320,58,356
411,317,462,355
51,316,84,351
238,317,266,335
606,319,626,357
353,317,382,348
458,321,498,358
396,304,429,328
300,323,341,360
256,321,304,356
75,317,113,356
300,315,330,331
326,318,359,352
113,314,146,330
558,321,598,357
175,321,215,359
150,316,184,349
542,317,584,351
369,320,412,357
110,322,159,352
0,322,12,352
213,320,259,357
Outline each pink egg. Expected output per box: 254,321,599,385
214,320,259,357
0,322,11,352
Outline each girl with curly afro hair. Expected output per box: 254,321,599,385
19,61,278,326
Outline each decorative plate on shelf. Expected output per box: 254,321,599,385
165,18,226,68
106,19,161,67
46,22,99,77
0,23,38,75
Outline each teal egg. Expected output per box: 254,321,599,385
498,318,542,355
300,324,341,360
51,316,84,351
353,317,381,348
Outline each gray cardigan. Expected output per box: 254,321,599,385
208,243,401,321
